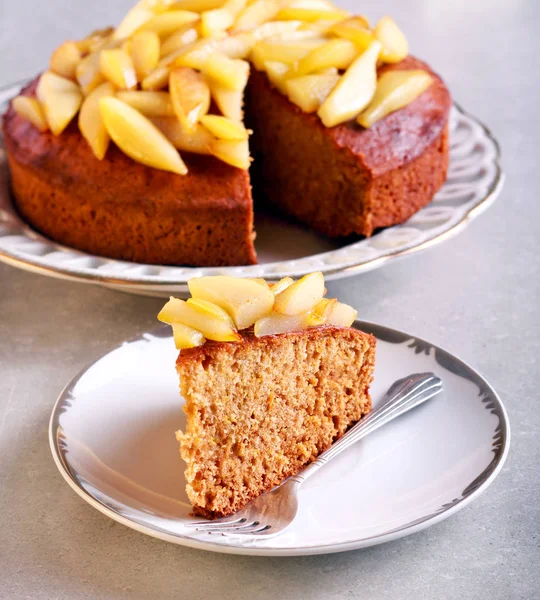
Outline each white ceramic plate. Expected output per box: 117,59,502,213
1,81,503,296
49,322,509,556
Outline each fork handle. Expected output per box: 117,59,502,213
291,372,443,485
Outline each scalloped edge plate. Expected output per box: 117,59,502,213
49,321,510,556
1,80,503,296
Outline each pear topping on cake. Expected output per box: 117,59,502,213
13,0,428,172
159,273,358,348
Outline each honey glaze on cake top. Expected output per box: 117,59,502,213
10,0,436,175
158,272,358,349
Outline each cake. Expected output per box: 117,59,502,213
2,1,451,266
158,272,376,518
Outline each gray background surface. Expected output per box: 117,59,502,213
0,0,538,598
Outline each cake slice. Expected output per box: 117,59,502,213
158,273,376,518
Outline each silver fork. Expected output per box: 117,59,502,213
185,372,443,538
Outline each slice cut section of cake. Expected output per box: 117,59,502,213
158,273,376,518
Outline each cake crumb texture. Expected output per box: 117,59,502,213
176,326,376,519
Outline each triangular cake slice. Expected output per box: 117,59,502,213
159,273,376,518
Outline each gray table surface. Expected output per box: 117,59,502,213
1,0,538,598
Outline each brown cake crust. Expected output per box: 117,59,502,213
246,56,451,237
176,325,376,519
2,79,257,267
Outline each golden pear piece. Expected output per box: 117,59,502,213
99,97,188,174
49,41,82,80
328,16,372,49
137,10,200,38
250,37,326,70
374,16,408,63
169,67,211,131
158,297,241,342
141,65,170,90
12,96,48,132
201,0,247,37
209,83,244,121
292,38,358,76
36,72,83,135
76,51,106,96
251,19,302,41
200,114,249,140
210,139,250,169
131,31,161,80
254,312,311,337
357,69,432,128
204,53,249,91
317,39,381,127
275,7,347,22
186,298,237,327
273,271,325,315
168,0,227,10
160,26,198,56
117,90,175,117
233,0,282,33
151,117,216,154
100,49,138,89
113,1,155,40
172,323,206,350
188,275,275,329
78,81,115,160
285,71,340,113
263,60,289,94
326,300,357,327
269,277,294,295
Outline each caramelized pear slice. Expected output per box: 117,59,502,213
254,312,311,337
141,65,170,90
317,39,381,127
99,97,187,174
292,38,358,76
233,0,282,33
12,96,48,132
250,37,326,70
251,19,302,41
275,7,347,22
76,27,115,55
100,49,137,89
186,298,236,327
209,83,244,121
204,53,249,91
273,271,325,315
151,117,215,154
297,19,335,35
263,60,289,94
137,10,200,38
172,322,206,350
131,31,161,80
358,69,432,128
158,297,241,341
49,41,82,80
285,71,340,113
210,139,250,169
172,38,217,70
116,90,175,117
307,297,335,325
169,0,227,10
374,16,408,63
328,16,372,49
76,51,106,95
188,275,275,330
201,0,247,37
160,26,198,56
169,67,211,131
326,300,357,327
269,277,294,295
200,114,249,140
113,1,155,40
78,81,115,160
215,32,256,59
36,72,83,135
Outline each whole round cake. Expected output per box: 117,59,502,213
2,1,451,267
